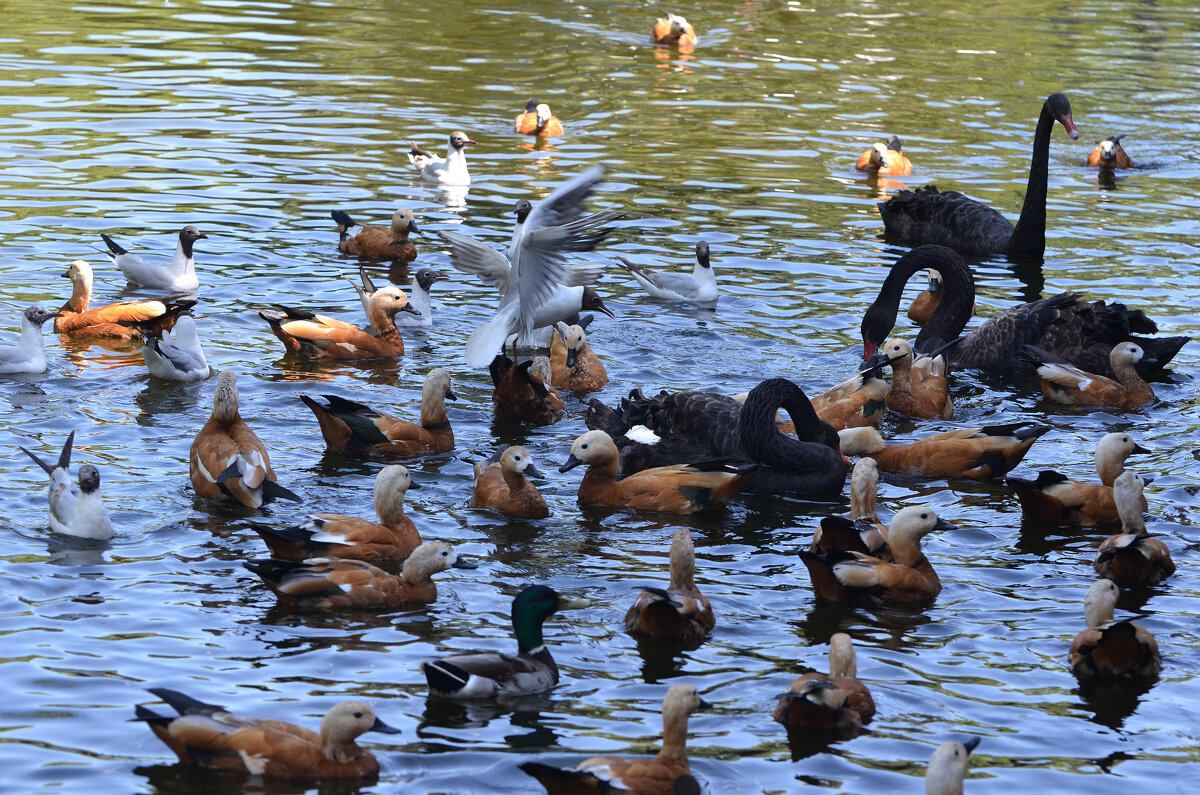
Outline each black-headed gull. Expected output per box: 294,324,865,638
617,241,718,303
141,313,210,381
408,131,476,186
342,265,447,329
101,226,206,292
20,431,113,540
0,305,60,374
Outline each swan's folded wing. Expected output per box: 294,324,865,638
439,231,511,293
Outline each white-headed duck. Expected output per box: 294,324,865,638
54,260,195,339
1087,136,1134,169
408,131,475,186
871,337,955,420
521,683,710,794
1027,342,1155,409
0,305,61,374
490,351,566,426
774,633,875,728
250,465,420,561
651,12,697,47
514,97,564,137
907,268,944,326
925,737,981,795
471,446,549,519
1094,472,1174,587
550,320,608,393
1069,579,1161,681
811,362,889,431
19,431,113,540
135,688,399,779
101,226,205,292
331,208,418,262
617,241,718,304
190,371,300,508
301,367,455,457
626,529,714,646
140,313,210,381
838,423,1048,481
856,135,912,176
258,286,418,360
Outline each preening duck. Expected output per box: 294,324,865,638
856,135,912,176
810,458,888,556
878,92,1079,260
559,430,754,514
1094,471,1174,587
617,241,719,304
1087,136,1134,169
19,431,113,540
244,541,475,609
471,446,549,519
343,265,448,329
54,260,195,339
651,12,698,46
859,244,1188,377
190,371,300,508
0,305,60,374
1069,579,1161,681
869,337,955,420
774,633,875,728
134,689,400,779
839,423,1047,481
626,529,714,647
140,313,210,381
301,367,456,457
1006,432,1148,526
331,208,418,262
550,320,608,392
810,364,889,430
490,351,566,426
907,268,943,325
258,286,419,360
520,683,710,795
101,225,205,292
1027,342,1155,409
514,97,564,137
250,465,421,561
408,131,475,186
423,584,574,699
925,737,981,795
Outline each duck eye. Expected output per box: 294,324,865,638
441,550,448,556
354,711,363,718
921,512,928,519
581,443,589,449
514,455,522,461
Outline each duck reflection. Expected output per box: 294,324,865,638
135,376,206,427
1077,678,1155,730
419,691,560,747
45,535,108,567
135,763,365,795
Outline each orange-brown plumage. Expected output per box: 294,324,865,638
1031,342,1155,409
811,459,889,557
333,209,418,262
626,529,714,646
774,633,874,728
514,98,565,137
839,423,1048,481
906,270,942,325
1006,432,1147,526
856,136,912,176
471,446,549,519
550,322,609,393
54,260,194,339
810,367,888,430
651,12,697,46
1094,472,1174,587
1086,136,1134,169
1069,580,1160,681
490,352,566,426
876,337,954,420
258,286,416,360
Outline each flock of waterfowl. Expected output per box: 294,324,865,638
7,11,1187,793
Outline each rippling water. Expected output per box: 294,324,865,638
1,1,1198,792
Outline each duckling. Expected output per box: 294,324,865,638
423,584,574,699
0,305,61,374
1086,136,1134,169
190,371,300,508
838,423,1048,481
140,314,210,381
331,208,418,262
53,260,196,339
258,286,419,360
856,135,913,176
301,367,456,457
799,506,953,605
775,633,874,729
520,683,710,794
873,337,954,420
408,131,475,186
19,431,113,540
925,737,981,795
1069,579,1161,681
651,12,698,46
244,541,475,609
907,268,942,325
134,688,400,779
1005,432,1148,526
617,241,719,304
101,225,205,292
559,430,753,515
514,97,564,137
490,351,566,426
1027,342,1155,409
550,320,608,393
811,458,888,556
1094,472,1174,587
626,529,714,646
471,446,549,519
810,363,889,430
250,465,420,561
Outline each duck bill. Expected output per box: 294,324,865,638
558,454,583,473
963,736,982,753
565,348,578,367
452,557,478,570
406,478,421,490
445,390,458,401
524,464,545,479
400,304,421,315
557,595,591,610
370,717,402,734
932,518,957,533
1132,443,1150,454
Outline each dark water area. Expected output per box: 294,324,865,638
0,0,1198,792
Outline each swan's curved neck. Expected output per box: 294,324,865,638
863,249,974,354
1008,103,1055,260
740,381,825,464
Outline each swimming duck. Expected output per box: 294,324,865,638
471,446,549,519
342,266,448,329
811,458,888,556
838,424,1047,481
586,378,847,496
140,314,210,381
774,633,875,728
190,371,300,508
926,737,981,795
907,269,943,325
810,363,889,430
514,97,564,137
560,430,753,515
19,431,113,540
1005,432,1148,526
1087,136,1134,169
0,305,61,374
408,131,475,186
856,135,913,176
617,241,718,304
871,337,955,420
490,351,566,426
53,260,196,339
1069,579,1161,681
1026,342,1155,409
550,320,608,392
651,12,698,46
626,529,714,646
521,683,710,794
799,506,953,605
101,225,206,292
250,465,421,561
258,287,418,360
135,689,399,779
245,541,475,609
861,245,1188,377
331,208,418,262
301,367,455,457
423,584,574,699
1094,472,1174,588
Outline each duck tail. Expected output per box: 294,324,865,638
146,688,225,717
100,233,128,256
798,550,846,601
132,703,172,727
299,394,355,453
422,660,472,695
247,521,313,560
518,762,604,792
331,209,357,232
262,479,302,504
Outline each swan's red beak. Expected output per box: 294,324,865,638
1059,113,1080,140
863,339,878,360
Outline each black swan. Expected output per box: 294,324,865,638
878,93,1079,260
860,245,1189,378
584,378,847,496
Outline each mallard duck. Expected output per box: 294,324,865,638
925,737,981,795
838,424,1048,481
1094,472,1174,587
53,260,195,339
651,12,697,46
856,135,912,176
1087,136,1134,169
514,98,564,137
774,633,875,728
134,688,399,779
471,446,549,519
19,431,112,540
101,226,205,292
871,337,955,420
331,208,418,262
1069,579,1161,681
408,131,475,186
1027,342,1155,409
626,529,714,646
258,287,418,360
550,320,608,392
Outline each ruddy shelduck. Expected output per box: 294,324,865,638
331,208,418,262
1069,579,1161,681
258,286,419,360
1094,471,1174,587
907,268,943,325
651,12,697,46
626,529,714,647
19,431,113,540
471,446,549,519
550,320,608,393
490,351,566,426
774,633,874,729
54,260,195,339
514,97,564,137
343,265,448,329
1086,136,1134,169
873,337,955,420
856,135,913,176
838,423,1048,481
810,363,889,431
925,737,981,795
1028,342,1155,409
810,458,888,557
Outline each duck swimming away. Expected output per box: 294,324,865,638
54,259,195,339
331,208,418,262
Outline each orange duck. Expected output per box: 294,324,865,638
870,337,955,420
331,208,418,262
190,371,300,508
1005,432,1147,526
490,351,566,426
856,135,912,176
811,458,889,557
774,633,875,728
301,367,455,457
471,446,549,519
1086,136,1134,169
1069,579,1161,681
559,430,753,515
514,97,564,137
250,465,421,561
907,269,943,325
258,286,418,360
651,12,697,46
54,260,195,339
1094,471,1175,587
550,320,608,393
1027,342,1155,409
810,363,889,431
135,689,400,779
626,529,714,647
838,423,1048,481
